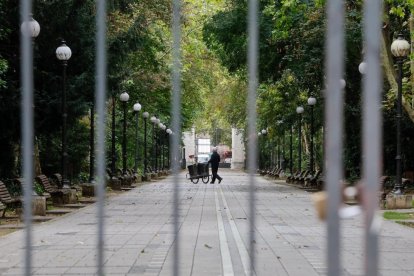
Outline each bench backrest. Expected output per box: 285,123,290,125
0,180,13,204
35,175,57,193
50,173,63,188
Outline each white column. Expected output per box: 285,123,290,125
231,128,245,170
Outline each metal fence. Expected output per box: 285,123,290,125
19,0,382,275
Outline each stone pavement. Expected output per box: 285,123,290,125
0,169,414,275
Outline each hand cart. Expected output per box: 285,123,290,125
186,163,210,184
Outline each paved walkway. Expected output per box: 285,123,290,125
0,169,414,275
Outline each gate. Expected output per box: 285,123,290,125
19,0,383,275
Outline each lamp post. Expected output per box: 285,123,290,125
89,103,94,182
133,103,142,173
308,96,317,172
261,129,267,169
111,96,116,175
159,123,166,170
56,40,72,189
143,112,149,174
21,16,40,195
166,128,172,169
150,116,157,171
391,34,410,195
290,126,293,174
155,118,160,171
296,106,304,172
119,92,129,175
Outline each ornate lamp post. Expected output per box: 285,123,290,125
296,106,304,172
150,116,157,171
21,16,40,194
290,126,293,174
261,129,267,169
89,104,95,182
133,103,142,173
160,123,167,170
56,40,72,189
307,96,317,172
166,128,172,169
143,112,149,174
391,34,410,195
119,92,129,175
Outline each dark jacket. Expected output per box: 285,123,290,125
208,152,220,170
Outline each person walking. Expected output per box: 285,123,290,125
208,147,223,184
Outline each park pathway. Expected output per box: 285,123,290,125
0,169,414,275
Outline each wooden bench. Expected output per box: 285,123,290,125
304,170,322,188
0,180,21,217
293,170,309,184
35,174,76,205
50,173,63,188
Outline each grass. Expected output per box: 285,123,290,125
383,211,414,220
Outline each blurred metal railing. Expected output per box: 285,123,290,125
19,0,382,275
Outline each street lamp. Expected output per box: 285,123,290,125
21,16,40,195
119,92,129,175
166,128,172,168
89,103,95,183
56,40,72,189
296,106,304,172
159,123,166,170
358,61,366,75
391,34,410,195
143,112,149,174
133,103,142,174
290,125,293,174
261,129,268,169
150,116,157,172
308,96,317,172
20,15,40,39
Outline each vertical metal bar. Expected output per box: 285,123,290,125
95,0,107,274
247,0,258,274
171,0,182,274
325,0,345,274
20,1,34,275
362,0,382,274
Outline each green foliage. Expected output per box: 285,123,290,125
383,211,414,220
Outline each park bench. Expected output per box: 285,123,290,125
272,168,284,178
295,170,311,185
0,180,21,217
304,170,322,188
267,167,278,177
291,170,307,184
116,168,133,186
50,173,63,188
35,174,76,205
286,170,300,184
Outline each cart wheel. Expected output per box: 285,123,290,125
191,178,199,184
202,176,209,184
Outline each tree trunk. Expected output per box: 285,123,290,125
34,137,42,176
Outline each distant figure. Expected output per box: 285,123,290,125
208,147,223,184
